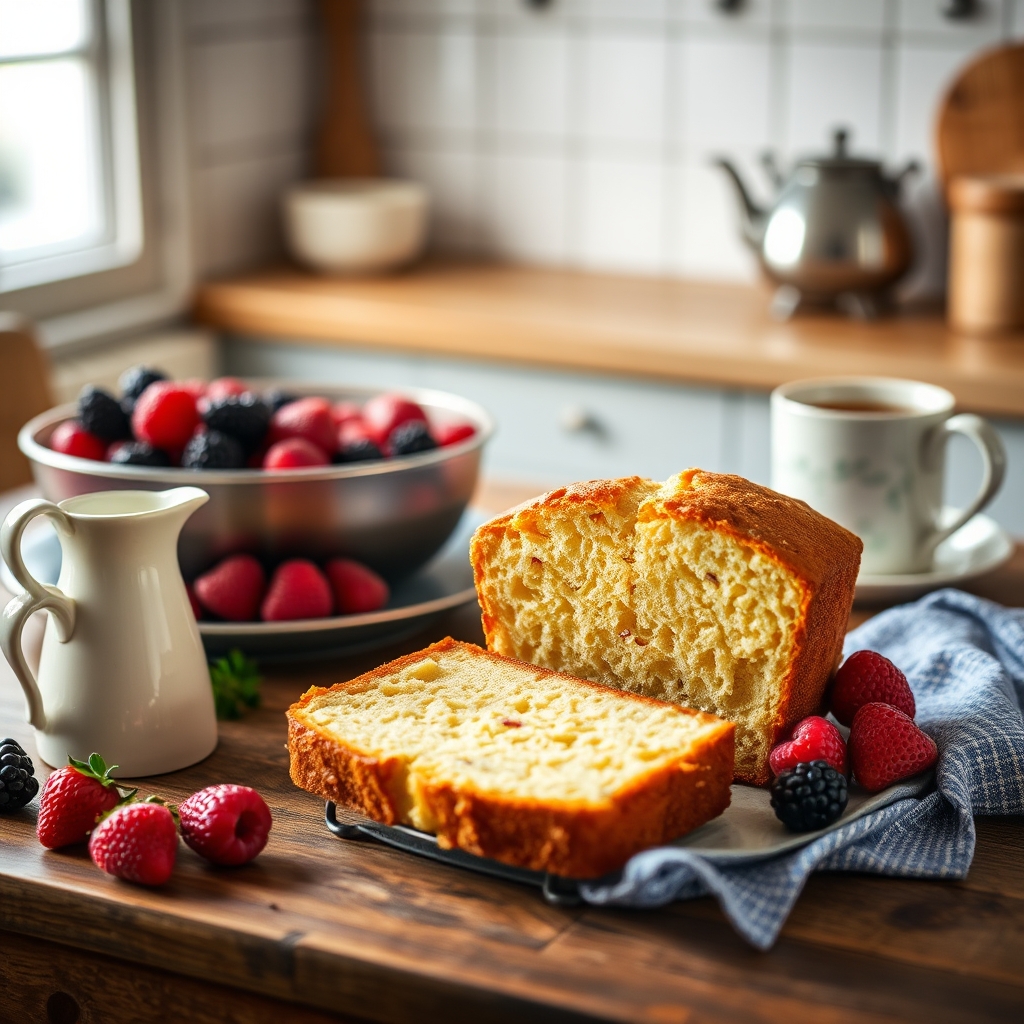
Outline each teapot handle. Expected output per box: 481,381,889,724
0,500,76,731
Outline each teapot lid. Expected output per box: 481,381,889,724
797,128,882,171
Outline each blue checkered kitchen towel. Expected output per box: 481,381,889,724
579,589,1024,949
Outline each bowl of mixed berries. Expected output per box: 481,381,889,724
18,369,493,582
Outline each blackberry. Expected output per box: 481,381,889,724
0,738,39,813
181,430,245,469
109,441,172,467
770,760,848,833
388,420,437,457
264,389,298,413
334,436,383,463
119,365,166,403
202,393,271,453
77,385,132,441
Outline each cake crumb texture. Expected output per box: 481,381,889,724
470,470,862,785
287,637,735,878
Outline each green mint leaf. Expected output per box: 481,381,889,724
209,649,262,721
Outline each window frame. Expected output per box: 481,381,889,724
0,0,193,353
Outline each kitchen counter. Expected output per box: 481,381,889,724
2,482,1024,1023
195,261,1024,419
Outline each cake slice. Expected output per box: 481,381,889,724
470,469,863,786
287,637,735,878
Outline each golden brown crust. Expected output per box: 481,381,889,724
646,470,861,784
470,471,862,788
287,638,735,879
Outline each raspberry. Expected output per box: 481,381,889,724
832,650,916,726
36,753,130,849
261,560,333,621
178,784,272,866
769,716,848,776
118,365,166,403
387,420,437,457
434,421,475,447
205,377,248,402
50,420,106,461
131,382,199,451
362,393,426,448
88,801,178,886
263,437,330,469
0,738,39,813
181,430,246,470
770,761,848,832
193,554,267,622
330,401,362,429
848,702,938,793
108,441,172,467
334,420,382,463
202,393,271,453
267,397,336,455
77,385,131,441
325,558,390,614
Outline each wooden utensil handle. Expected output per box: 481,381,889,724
315,0,379,179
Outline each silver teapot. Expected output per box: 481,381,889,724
716,129,918,319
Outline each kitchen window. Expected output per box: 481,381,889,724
0,0,142,294
0,0,191,351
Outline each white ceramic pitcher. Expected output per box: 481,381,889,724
0,487,218,775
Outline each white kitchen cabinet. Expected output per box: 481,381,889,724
224,337,1024,537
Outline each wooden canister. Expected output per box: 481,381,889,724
948,174,1024,334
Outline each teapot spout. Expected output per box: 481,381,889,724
713,158,768,250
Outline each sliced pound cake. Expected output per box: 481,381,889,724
287,637,734,878
471,469,862,786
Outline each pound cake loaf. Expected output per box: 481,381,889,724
287,637,734,878
471,469,862,786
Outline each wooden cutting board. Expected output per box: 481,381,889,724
936,43,1024,187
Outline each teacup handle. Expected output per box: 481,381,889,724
923,414,1007,555
0,499,77,731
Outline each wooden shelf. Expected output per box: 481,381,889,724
195,261,1024,419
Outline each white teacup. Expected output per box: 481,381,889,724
771,377,1006,576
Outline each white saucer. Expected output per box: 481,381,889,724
855,511,1013,605
0,509,484,662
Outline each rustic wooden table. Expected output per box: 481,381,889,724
1,482,1023,1024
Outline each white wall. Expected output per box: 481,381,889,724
368,0,1024,297
184,0,319,278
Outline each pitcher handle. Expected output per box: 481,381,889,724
923,414,1007,557
0,499,76,730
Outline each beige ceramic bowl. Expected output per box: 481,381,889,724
282,178,429,275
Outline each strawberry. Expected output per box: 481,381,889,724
178,785,272,866
50,420,107,461
261,560,333,621
434,421,475,447
268,397,336,455
330,401,363,429
848,702,938,793
362,393,426,448
131,382,200,451
88,800,178,886
769,716,848,776
185,582,203,620
36,753,134,849
193,554,266,622
178,378,209,402
832,650,916,726
325,558,390,614
262,437,330,469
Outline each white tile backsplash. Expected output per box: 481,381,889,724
678,34,772,152
577,156,666,273
184,0,1021,295
784,40,885,154
582,32,668,148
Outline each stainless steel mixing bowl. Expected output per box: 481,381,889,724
19,382,494,581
